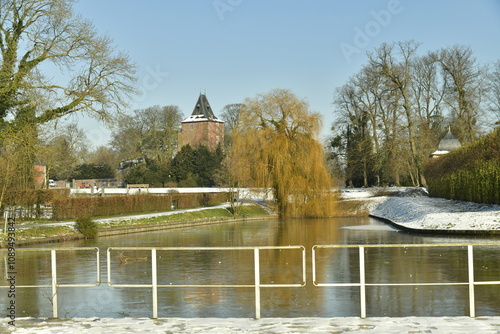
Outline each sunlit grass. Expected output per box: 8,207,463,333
99,205,273,228
238,204,270,216
15,225,77,239
0,204,274,242
99,208,235,228
334,200,370,217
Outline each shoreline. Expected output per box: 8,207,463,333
370,214,500,235
4,187,500,247
0,215,277,248
344,187,500,234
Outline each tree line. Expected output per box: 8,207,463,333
328,41,500,188
0,0,226,205
3,2,498,218
0,0,135,207
33,105,226,188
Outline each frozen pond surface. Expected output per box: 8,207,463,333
5,216,500,320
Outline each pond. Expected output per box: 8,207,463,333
4,216,500,318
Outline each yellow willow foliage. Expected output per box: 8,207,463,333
231,89,337,218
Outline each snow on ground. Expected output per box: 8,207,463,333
3,316,500,334
341,187,500,232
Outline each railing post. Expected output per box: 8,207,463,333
359,246,366,319
152,248,158,319
107,248,111,285
468,245,475,318
301,246,306,284
51,250,58,319
95,248,100,285
311,247,317,284
254,248,261,319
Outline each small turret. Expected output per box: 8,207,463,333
430,127,461,158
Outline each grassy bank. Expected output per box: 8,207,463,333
1,204,273,246
334,199,370,217
2,198,372,247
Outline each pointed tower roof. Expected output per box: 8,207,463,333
430,127,462,157
437,128,461,151
182,94,223,123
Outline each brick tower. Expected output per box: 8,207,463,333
178,94,224,151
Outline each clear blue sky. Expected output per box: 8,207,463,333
70,0,500,147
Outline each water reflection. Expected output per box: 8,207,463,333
3,216,500,318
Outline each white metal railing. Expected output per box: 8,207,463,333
4,244,500,319
0,247,100,318
106,246,306,319
312,243,500,318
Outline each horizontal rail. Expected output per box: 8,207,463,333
107,246,306,288
109,283,304,288
313,242,500,249
107,246,306,319
0,247,101,288
108,246,303,251
0,247,99,252
1,247,100,318
312,243,500,318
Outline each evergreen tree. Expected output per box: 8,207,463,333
170,145,195,184
169,144,224,187
71,164,115,180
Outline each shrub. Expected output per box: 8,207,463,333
75,217,99,239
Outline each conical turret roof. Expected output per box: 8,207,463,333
437,128,461,151
182,94,223,123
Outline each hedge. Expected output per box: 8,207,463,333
425,128,500,204
1,189,71,219
52,193,229,220
427,160,500,204
2,189,70,207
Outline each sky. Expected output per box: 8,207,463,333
69,0,500,148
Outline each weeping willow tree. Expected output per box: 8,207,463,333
231,89,337,218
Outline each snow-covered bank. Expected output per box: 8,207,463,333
342,187,500,233
4,316,500,334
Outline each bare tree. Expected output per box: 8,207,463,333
486,60,500,124
331,41,496,188
368,41,427,186
0,0,136,136
87,146,120,171
332,80,375,187
38,122,89,180
411,53,446,135
110,105,183,163
220,103,243,148
434,45,485,143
